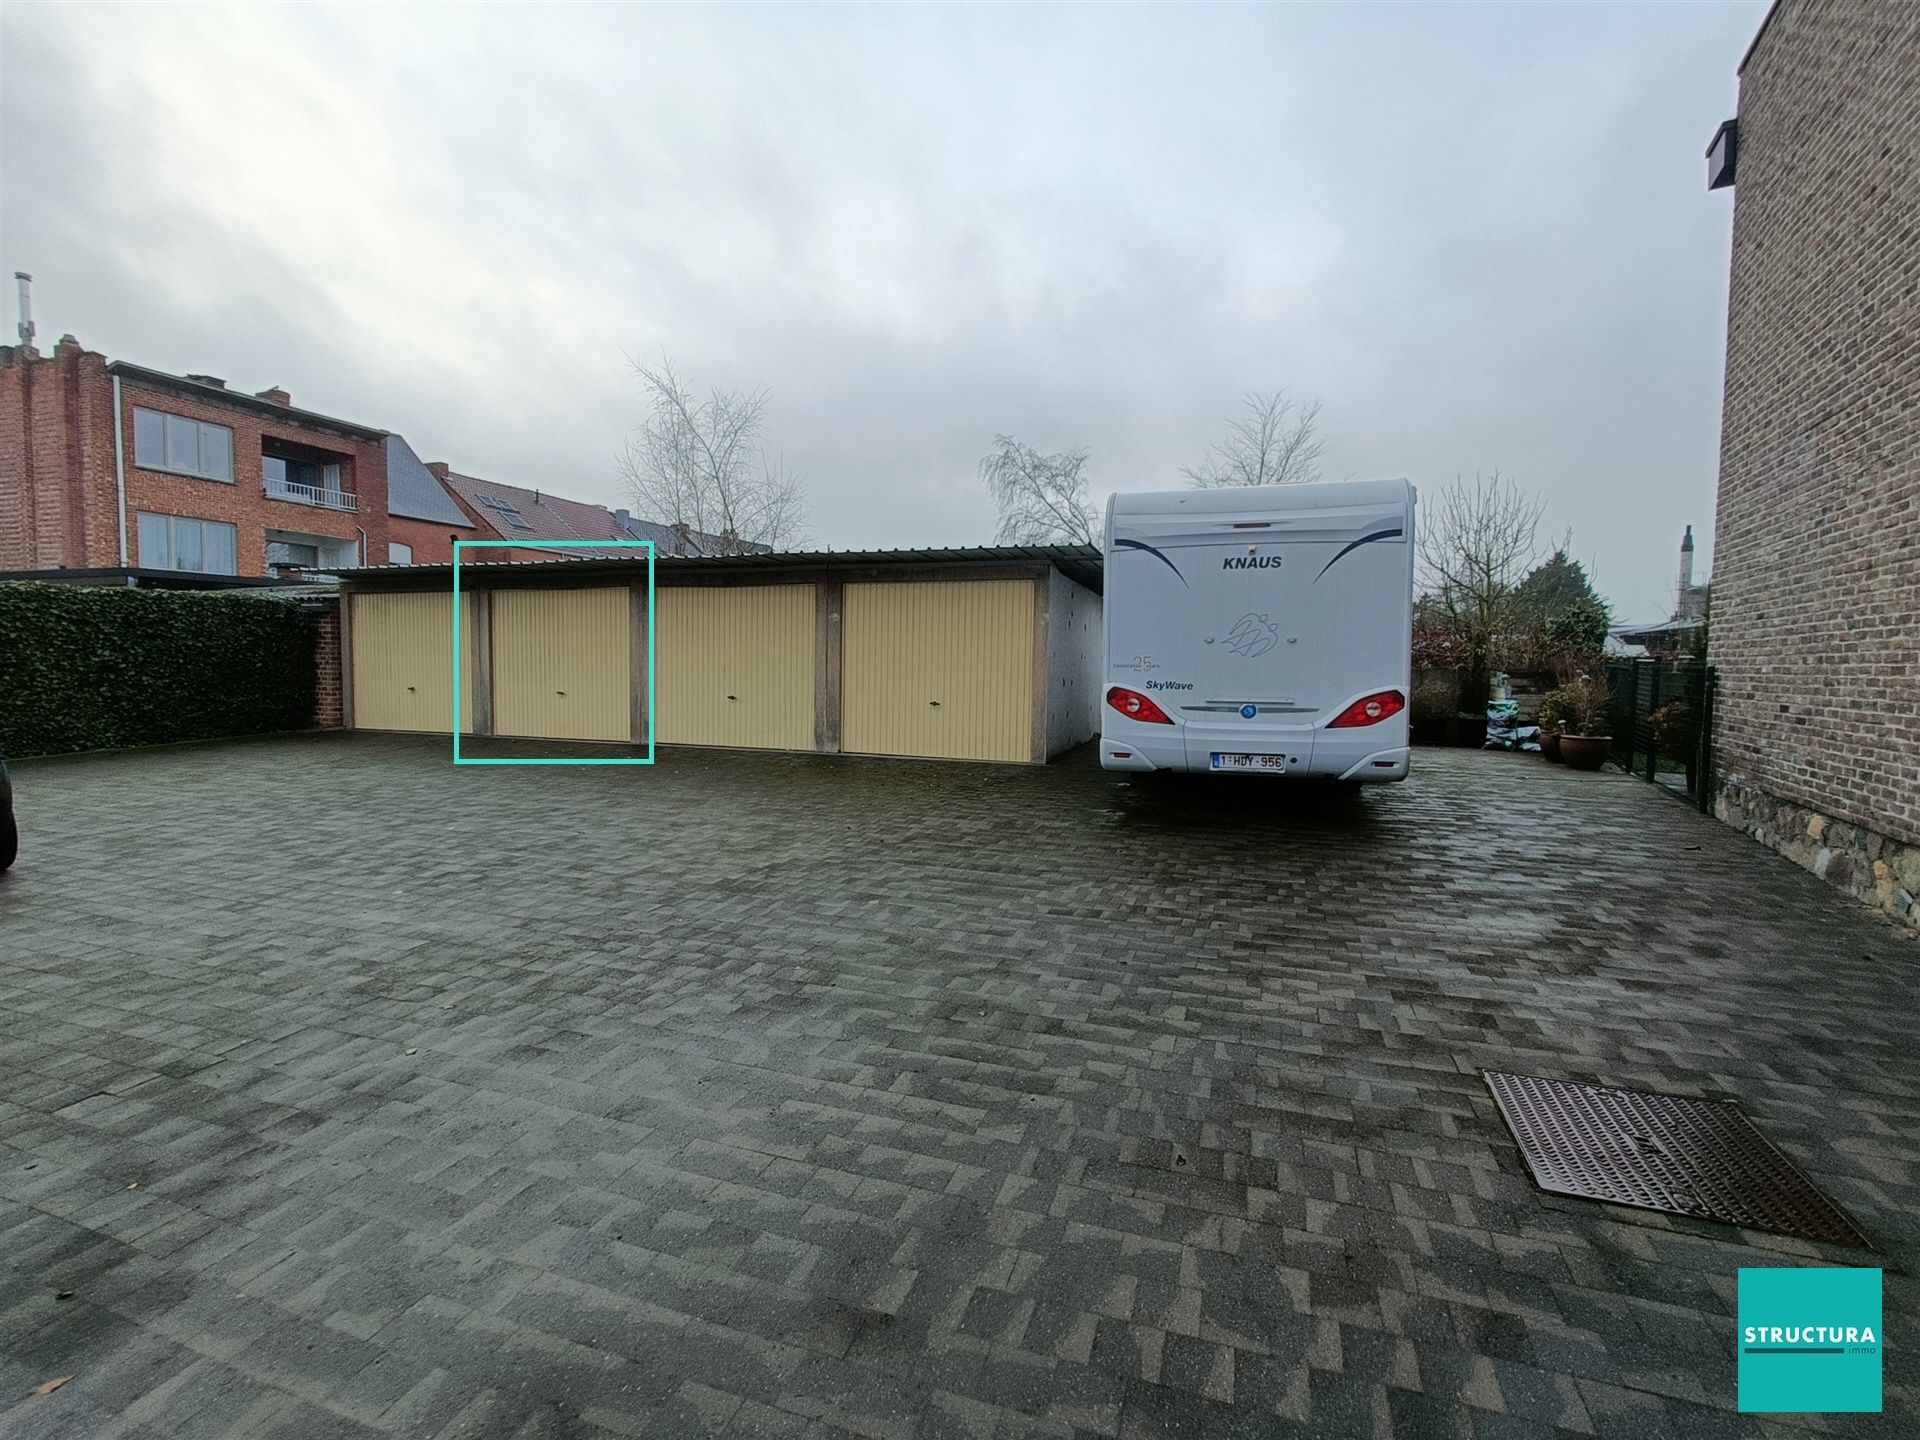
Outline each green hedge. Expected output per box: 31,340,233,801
0,583,320,758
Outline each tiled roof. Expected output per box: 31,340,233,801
436,468,764,559
438,471,637,558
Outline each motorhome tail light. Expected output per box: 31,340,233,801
1106,687,1174,724
1327,689,1406,728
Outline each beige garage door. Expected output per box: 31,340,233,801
492,588,631,742
842,580,1035,762
655,585,815,750
350,591,478,732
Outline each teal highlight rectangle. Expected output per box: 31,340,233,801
450,539,656,766
1737,1267,1881,1413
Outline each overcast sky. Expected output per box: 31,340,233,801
2,2,1761,621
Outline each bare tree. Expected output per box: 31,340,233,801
979,435,1098,545
1416,471,1548,713
1184,390,1325,488
618,356,808,553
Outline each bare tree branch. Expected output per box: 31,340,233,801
1415,471,1547,709
1184,390,1325,488
978,435,1097,545
617,355,809,553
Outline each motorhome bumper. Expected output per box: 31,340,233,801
1100,738,1174,771
1334,746,1410,782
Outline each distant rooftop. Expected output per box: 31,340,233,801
437,469,759,558
437,470,640,557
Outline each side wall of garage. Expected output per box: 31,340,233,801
1044,569,1103,758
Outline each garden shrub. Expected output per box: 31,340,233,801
0,583,319,758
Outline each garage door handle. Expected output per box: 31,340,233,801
406,685,416,692
929,700,941,707
556,690,566,696
728,695,737,701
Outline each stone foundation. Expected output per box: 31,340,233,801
1716,776,1919,930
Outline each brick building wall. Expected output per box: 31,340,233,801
311,598,343,728
388,514,472,567
2,340,393,576
1,338,118,570
1710,0,1920,925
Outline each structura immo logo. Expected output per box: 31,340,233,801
1737,1267,1881,1413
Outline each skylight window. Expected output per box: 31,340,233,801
477,495,533,530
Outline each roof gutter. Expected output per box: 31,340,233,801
105,360,389,442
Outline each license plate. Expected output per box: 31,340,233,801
1211,752,1286,773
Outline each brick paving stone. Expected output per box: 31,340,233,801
0,734,1915,1437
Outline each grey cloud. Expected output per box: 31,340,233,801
0,1,1761,621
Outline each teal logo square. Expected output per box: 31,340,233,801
1738,1267,1881,1413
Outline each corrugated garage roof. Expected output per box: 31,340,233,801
338,544,1104,592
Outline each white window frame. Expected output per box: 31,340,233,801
136,512,238,574
132,407,235,482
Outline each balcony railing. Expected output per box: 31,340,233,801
265,478,358,512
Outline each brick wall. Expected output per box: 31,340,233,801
1,339,118,570
311,598,343,728
1710,0,1920,925
388,514,476,567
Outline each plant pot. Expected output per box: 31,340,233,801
1560,735,1610,771
1540,731,1562,762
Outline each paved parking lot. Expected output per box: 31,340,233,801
1,735,1914,1438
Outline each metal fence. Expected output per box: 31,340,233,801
1604,659,1715,811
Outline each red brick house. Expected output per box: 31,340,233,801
3,336,391,576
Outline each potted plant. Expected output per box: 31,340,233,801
1535,687,1572,761
1556,674,1614,771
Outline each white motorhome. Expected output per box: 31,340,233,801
1101,478,1415,781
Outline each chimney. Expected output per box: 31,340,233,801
255,386,291,406
613,508,632,529
1677,525,1695,619
13,272,33,349
533,489,542,504
671,521,690,556
186,374,227,389
425,461,450,480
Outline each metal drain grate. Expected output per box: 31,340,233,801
1484,1071,1870,1249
